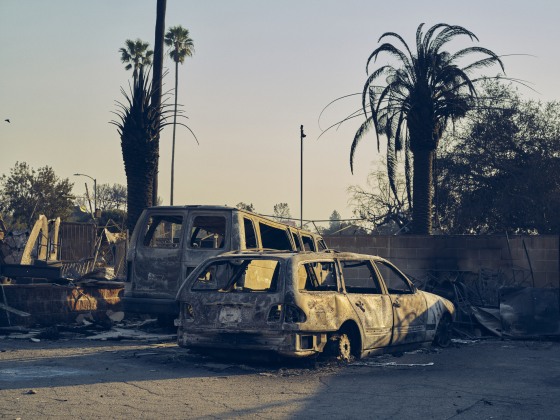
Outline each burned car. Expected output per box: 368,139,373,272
176,251,455,360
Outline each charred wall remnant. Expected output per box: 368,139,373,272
325,235,559,289
1,215,127,328
0,282,123,327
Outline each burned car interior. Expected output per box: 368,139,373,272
189,216,226,249
192,259,280,293
143,215,184,248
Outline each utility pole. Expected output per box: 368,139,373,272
300,125,306,228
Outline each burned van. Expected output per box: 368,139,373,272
123,205,326,322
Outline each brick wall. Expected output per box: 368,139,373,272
324,235,560,289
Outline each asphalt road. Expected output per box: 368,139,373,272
1,336,559,419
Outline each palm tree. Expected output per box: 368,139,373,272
111,67,174,232
151,0,167,207
164,25,195,205
119,39,154,84
351,23,504,234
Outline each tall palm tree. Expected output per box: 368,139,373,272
164,25,195,205
151,0,167,207
352,23,504,234
111,67,174,232
119,39,154,85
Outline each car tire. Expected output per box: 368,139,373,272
327,332,353,362
433,314,452,348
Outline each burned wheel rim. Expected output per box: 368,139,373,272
434,314,452,348
328,333,352,362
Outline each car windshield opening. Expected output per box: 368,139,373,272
192,259,280,293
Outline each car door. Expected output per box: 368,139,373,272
338,258,393,350
373,260,428,346
132,212,185,295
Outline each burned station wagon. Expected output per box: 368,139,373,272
176,251,455,360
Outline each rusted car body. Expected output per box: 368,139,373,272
176,251,455,359
123,206,326,321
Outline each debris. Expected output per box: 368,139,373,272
85,327,175,341
0,326,30,334
36,327,60,340
351,360,434,368
451,338,479,344
106,310,125,323
470,306,501,336
24,389,37,395
133,352,159,357
0,302,31,317
500,287,560,338
75,313,94,325
5,331,40,339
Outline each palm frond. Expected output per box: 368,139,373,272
318,92,362,131
350,118,374,173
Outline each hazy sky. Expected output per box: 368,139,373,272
1,0,559,223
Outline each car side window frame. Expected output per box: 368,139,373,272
296,260,339,292
373,260,415,295
337,258,384,295
187,214,228,250
301,234,316,251
142,214,184,249
243,217,258,249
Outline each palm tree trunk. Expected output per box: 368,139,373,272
151,0,166,206
412,148,434,234
122,131,157,232
170,59,179,205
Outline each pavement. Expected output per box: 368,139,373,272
1,333,559,419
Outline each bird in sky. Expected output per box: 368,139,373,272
4,119,10,123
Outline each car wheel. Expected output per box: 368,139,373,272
433,314,452,348
327,332,353,362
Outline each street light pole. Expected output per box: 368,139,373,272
300,125,306,228
74,173,97,216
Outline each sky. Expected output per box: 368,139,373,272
1,0,560,224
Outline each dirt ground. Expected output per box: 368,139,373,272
1,334,559,419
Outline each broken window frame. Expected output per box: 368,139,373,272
258,222,293,250
142,214,184,249
339,259,383,295
243,217,258,249
373,261,414,294
297,260,338,292
301,234,316,251
188,215,227,250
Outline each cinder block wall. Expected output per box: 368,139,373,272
324,235,560,288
